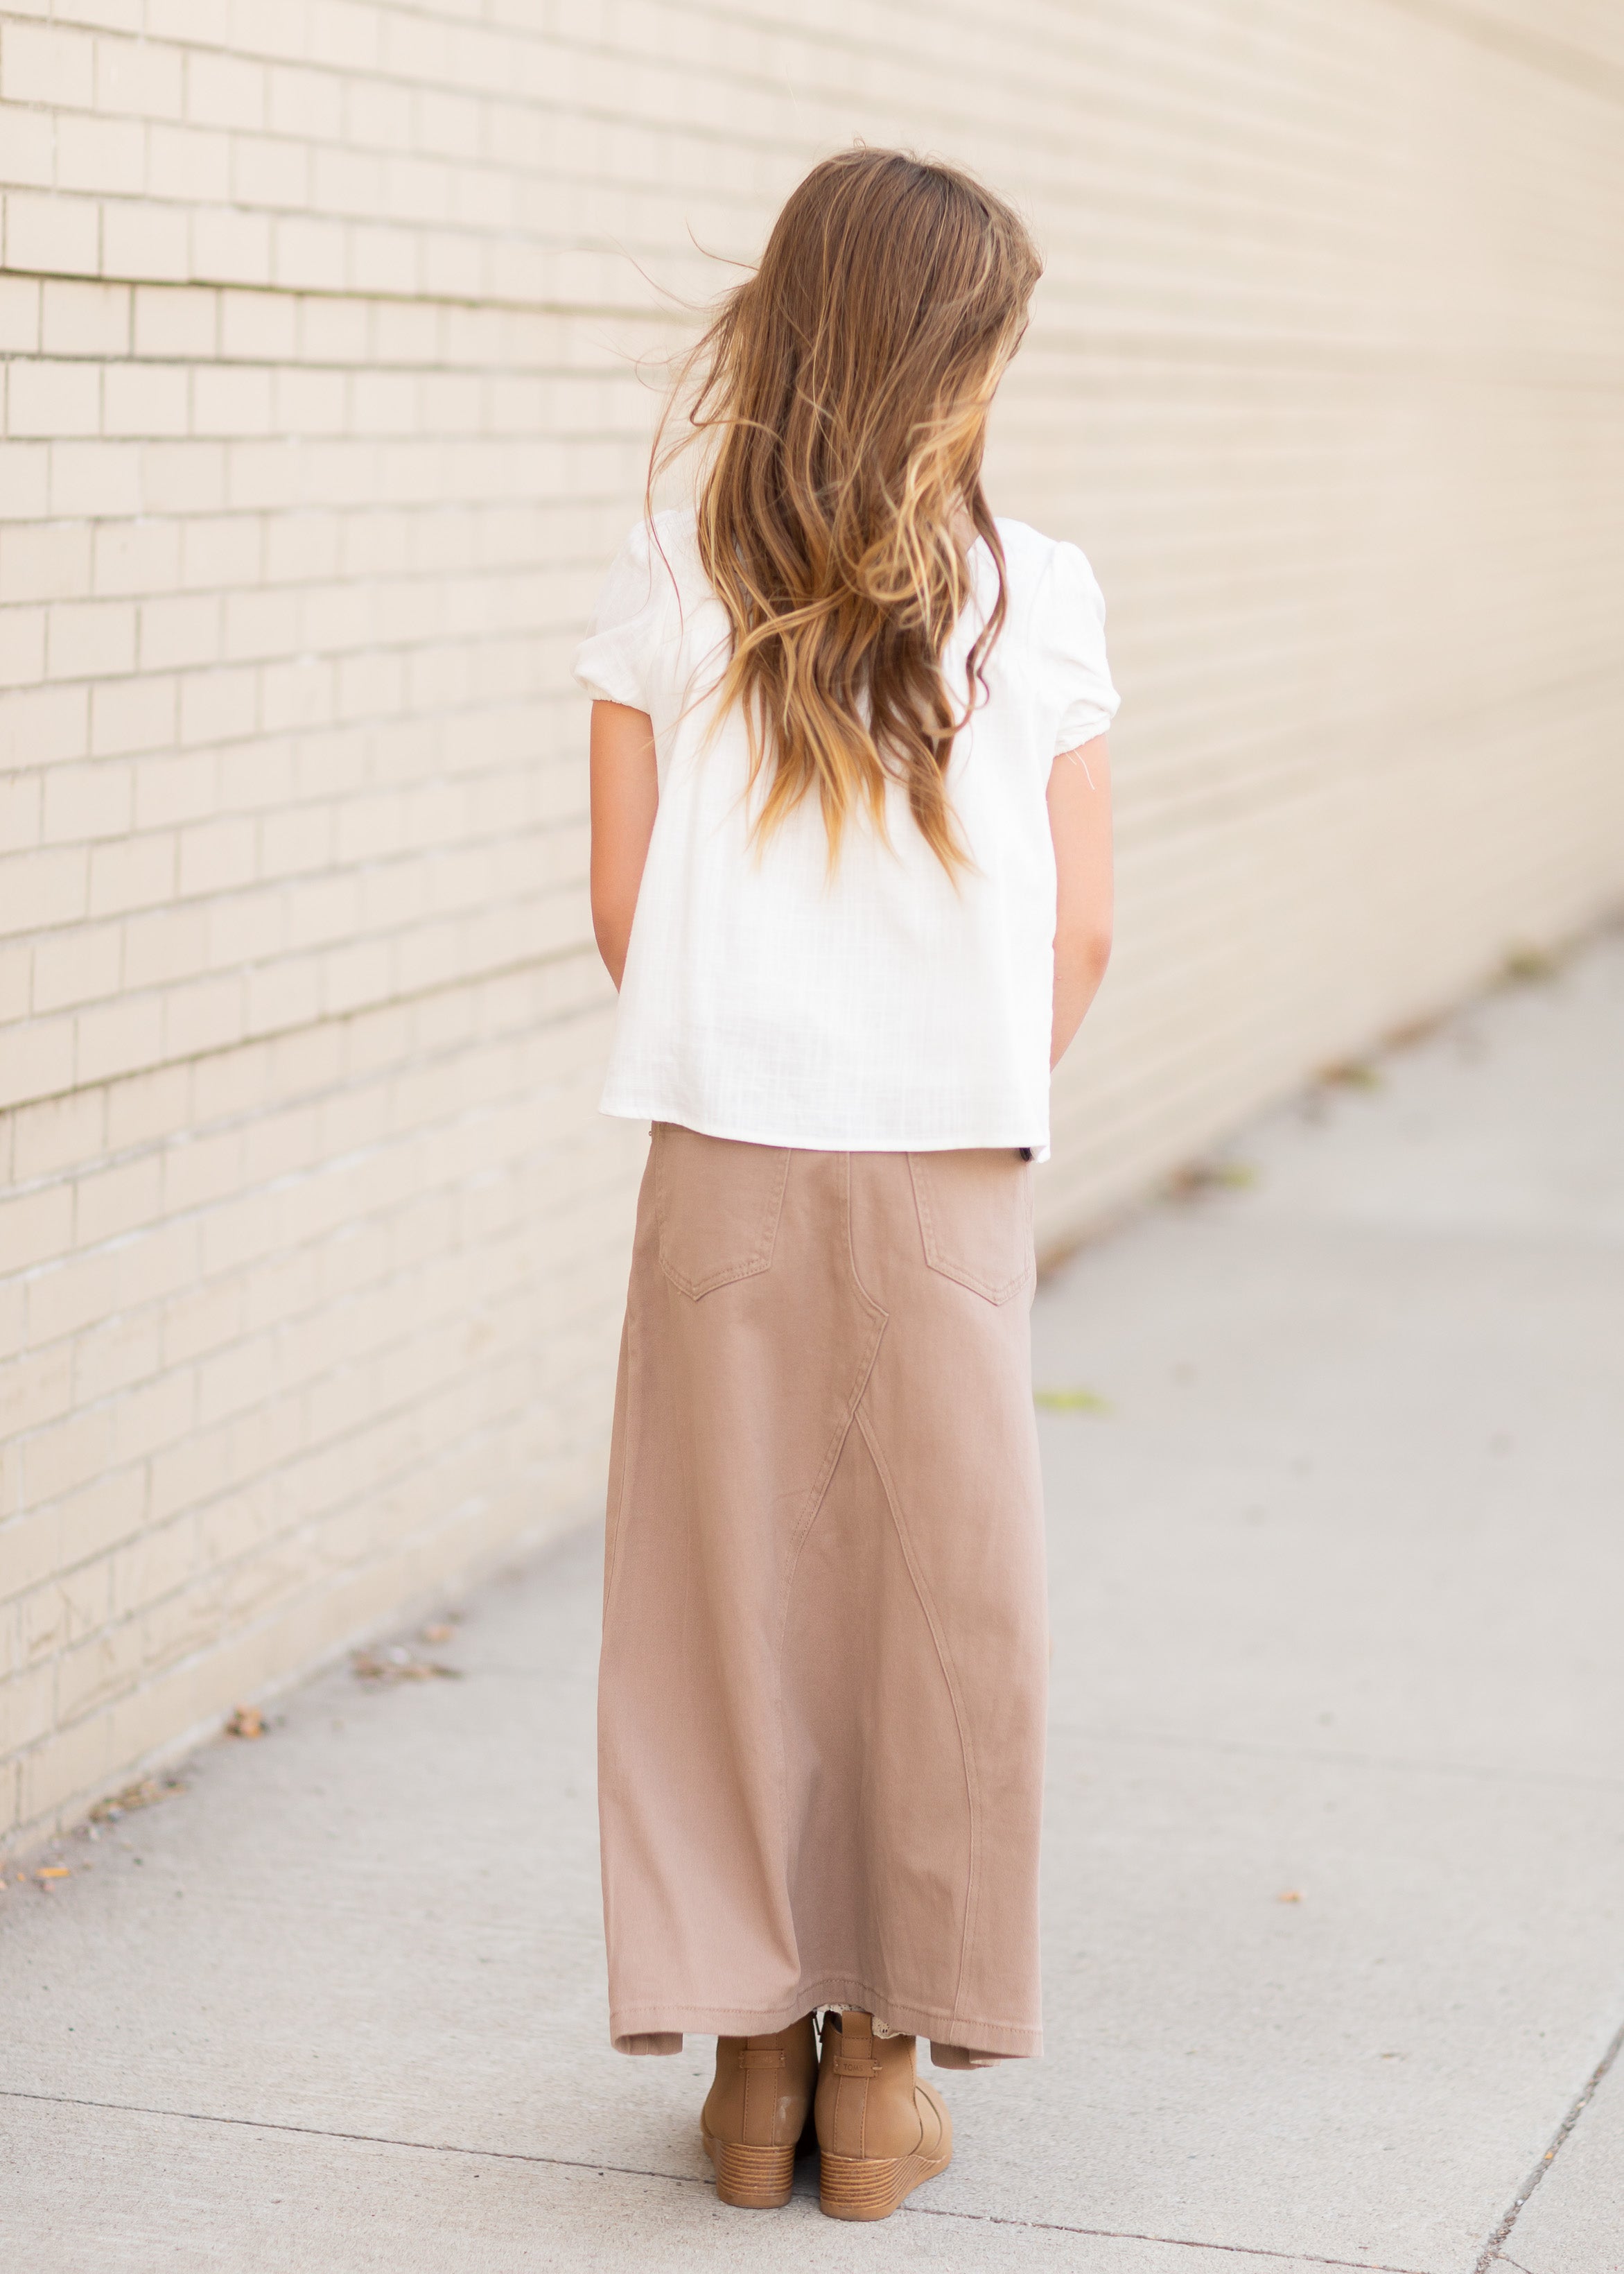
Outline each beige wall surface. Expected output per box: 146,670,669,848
2,0,1621,1850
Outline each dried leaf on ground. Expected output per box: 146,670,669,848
1318,1058,1382,1090
1384,1011,1445,1050
1167,1159,1259,1199
1501,943,1560,986
89,1775,184,1823
352,1645,463,1684
1276,1889,1305,1904
224,1705,265,1739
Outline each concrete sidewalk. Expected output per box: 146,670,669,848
3,935,1622,2274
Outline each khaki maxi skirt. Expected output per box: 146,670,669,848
598,1123,1048,2065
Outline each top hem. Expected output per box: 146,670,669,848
600,1098,1049,1161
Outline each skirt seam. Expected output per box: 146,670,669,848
767,1151,891,1995
853,1399,982,2054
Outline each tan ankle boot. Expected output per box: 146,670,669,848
814,2009,953,2220
700,2015,818,2208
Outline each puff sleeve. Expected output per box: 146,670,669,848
573,519,665,709
1043,539,1121,755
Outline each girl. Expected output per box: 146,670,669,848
575,147,1117,2222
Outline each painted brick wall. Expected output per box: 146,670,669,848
3,0,1622,1848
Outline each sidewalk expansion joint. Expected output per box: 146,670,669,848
903,2198,1437,2272
0,2086,709,2193
1472,2007,1624,2274
0,2084,1436,2271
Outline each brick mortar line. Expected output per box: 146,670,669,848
0,1118,615,1298
0,1414,615,1649
0,1199,621,1429
1471,2010,1624,2273
0,939,602,1119
0,2084,1435,2271
3,960,595,1082
9,611,1622,788
653,0,1624,122
9,281,1624,383
3,1129,620,1370
1,1169,622,1421
8,0,1586,121
6,794,590,865
0,1402,614,1730
3,672,592,726
0,0,1354,102
0,268,692,325
1020,333,1624,389
0,9,1416,177
1,974,611,1192
0,552,636,584
0,1475,609,1824
0,1350,618,1615
2,14,1617,320
0,1040,609,1206
1371,0,1624,110
16,863,1609,1195
26,0,1614,161
7,600,607,639
0,1308,616,1536
11,269,1624,381
1,923,600,1052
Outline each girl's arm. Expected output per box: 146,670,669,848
1047,735,1113,1066
589,700,659,989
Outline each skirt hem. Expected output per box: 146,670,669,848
610,1977,1042,2061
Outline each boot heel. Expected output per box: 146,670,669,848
706,2135,795,2209
819,2150,910,2221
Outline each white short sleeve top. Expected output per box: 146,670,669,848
573,509,1119,1161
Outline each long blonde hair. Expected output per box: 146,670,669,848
652,148,1042,874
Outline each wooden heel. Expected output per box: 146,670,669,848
704,2134,795,2209
819,2147,944,2221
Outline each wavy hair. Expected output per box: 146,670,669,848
651,148,1042,874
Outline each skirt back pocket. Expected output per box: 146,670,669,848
907,1149,1034,1304
654,1123,792,1299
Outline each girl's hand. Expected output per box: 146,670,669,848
590,702,659,989
1048,735,1112,1066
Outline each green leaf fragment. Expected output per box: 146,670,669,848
1033,1387,1113,1414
